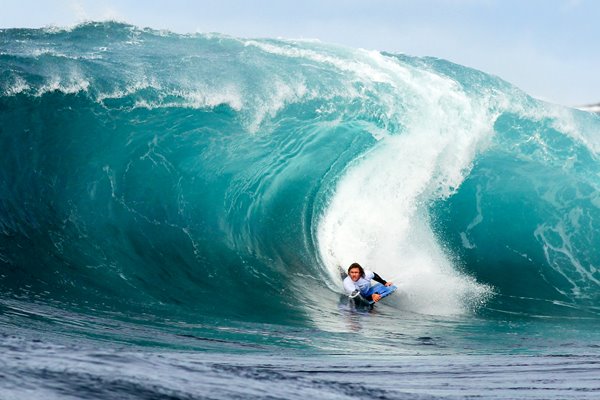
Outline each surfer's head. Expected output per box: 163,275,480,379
348,263,365,281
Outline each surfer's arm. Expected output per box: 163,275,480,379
373,273,392,286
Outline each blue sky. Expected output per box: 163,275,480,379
2,0,599,106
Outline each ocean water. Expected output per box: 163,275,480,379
1,22,600,399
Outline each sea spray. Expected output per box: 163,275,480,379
316,52,497,315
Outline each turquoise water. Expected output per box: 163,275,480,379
1,22,600,398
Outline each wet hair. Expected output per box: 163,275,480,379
347,263,365,278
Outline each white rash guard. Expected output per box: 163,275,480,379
343,270,375,296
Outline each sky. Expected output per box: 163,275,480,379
1,0,599,106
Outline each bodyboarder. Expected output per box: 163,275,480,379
342,262,395,303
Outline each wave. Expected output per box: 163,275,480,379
1,22,599,327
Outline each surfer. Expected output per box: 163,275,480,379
343,263,394,303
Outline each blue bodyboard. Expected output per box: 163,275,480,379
338,266,397,305
354,283,397,305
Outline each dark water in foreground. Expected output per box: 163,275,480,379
2,331,599,399
2,296,600,399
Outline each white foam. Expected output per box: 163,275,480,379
181,85,244,111
95,78,162,103
245,78,311,132
549,107,600,155
317,51,495,316
128,85,245,112
3,76,30,96
577,103,600,113
535,221,600,296
503,96,600,156
35,76,90,96
245,40,404,87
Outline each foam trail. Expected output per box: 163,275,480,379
318,55,495,315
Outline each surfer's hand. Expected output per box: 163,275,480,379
372,293,382,302
384,282,393,287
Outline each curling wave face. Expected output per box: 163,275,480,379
1,22,600,328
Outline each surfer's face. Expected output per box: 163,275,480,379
349,268,361,281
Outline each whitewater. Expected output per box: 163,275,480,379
1,22,600,399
